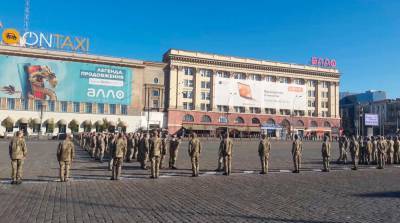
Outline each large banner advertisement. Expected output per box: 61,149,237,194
0,55,132,105
215,76,307,110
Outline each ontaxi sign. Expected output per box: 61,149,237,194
311,57,337,68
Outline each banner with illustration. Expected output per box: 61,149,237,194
0,54,132,105
214,76,307,111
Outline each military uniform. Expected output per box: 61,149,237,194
365,138,373,165
169,136,180,169
138,135,150,169
337,136,347,164
394,137,400,164
372,137,378,164
188,135,202,177
349,137,360,170
149,134,162,178
220,137,233,176
159,136,169,169
377,138,386,169
97,134,106,162
291,138,302,173
9,135,27,184
387,138,394,164
111,137,127,180
126,134,135,162
57,137,75,182
108,135,116,171
321,139,331,172
90,134,97,158
258,137,271,174
216,136,224,172
133,134,139,160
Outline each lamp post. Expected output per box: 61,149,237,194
291,95,303,139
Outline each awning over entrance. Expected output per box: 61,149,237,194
305,127,331,132
182,124,216,131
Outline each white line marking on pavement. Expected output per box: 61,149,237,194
243,171,254,174
279,170,291,173
312,169,322,172
203,171,218,175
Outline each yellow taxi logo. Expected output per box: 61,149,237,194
2,28,20,45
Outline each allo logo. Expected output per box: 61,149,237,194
2,28,20,45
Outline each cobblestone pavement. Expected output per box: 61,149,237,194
0,139,399,223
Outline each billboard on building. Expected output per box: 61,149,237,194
0,54,132,104
214,76,307,110
365,113,379,126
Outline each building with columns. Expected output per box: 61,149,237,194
163,49,340,138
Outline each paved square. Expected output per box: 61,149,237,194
0,139,399,223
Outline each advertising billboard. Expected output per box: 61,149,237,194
0,54,132,105
214,76,307,110
365,113,379,126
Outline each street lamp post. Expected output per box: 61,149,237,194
291,95,303,139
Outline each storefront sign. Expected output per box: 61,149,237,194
311,57,336,68
1,28,89,52
365,113,379,126
0,55,132,104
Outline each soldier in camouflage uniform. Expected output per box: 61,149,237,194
188,133,202,177
321,136,331,172
126,133,135,162
111,133,127,180
349,136,360,170
386,136,394,165
292,134,302,173
365,137,373,165
394,136,400,164
149,131,162,179
371,136,378,164
169,135,181,169
258,134,271,174
57,134,75,182
220,134,233,176
159,133,169,169
337,136,348,164
377,136,386,169
138,133,150,169
108,134,117,171
9,131,27,184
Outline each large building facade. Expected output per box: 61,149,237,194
0,45,166,136
164,49,341,138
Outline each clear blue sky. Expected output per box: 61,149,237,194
1,0,399,98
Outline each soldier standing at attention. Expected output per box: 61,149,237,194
169,135,181,169
220,134,233,176
349,136,360,170
371,136,378,164
108,134,117,171
90,133,97,158
377,136,386,169
394,136,400,164
258,134,271,174
321,136,331,172
111,133,127,180
365,137,373,165
138,133,150,169
9,131,27,185
387,136,394,165
133,133,140,160
126,133,134,162
291,134,302,173
188,133,202,177
159,133,169,169
57,134,75,182
215,135,224,172
149,131,162,179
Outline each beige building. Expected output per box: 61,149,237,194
0,45,166,136
163,49,340,138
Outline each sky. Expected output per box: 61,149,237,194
1,0,399,98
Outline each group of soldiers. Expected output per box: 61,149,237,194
7,129,400,185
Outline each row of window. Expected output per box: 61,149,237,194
182,114,332,127
183,67,331,87
5,99,128,115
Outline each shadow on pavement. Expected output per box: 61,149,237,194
355,191,400,198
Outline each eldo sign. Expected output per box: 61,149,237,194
1,28,90,53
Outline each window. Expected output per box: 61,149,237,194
308,80,316,87
201,92,210,100
308,100,316,107
294,79,304,85
252,118,260,124
121,105,128,115
201,81,211,89
73,102,80,113
217,71,229,78
265,108,276,114
98,103,104,114
7,98,15,110
152,100,159,108
234,106,245,113
183,79,194,87
183,114,194,122
321,101,329,108
61,101,67,112
322,92,329,98
85,103,92,113
153,77,159,84
249,107,261,114
279,109,291,115
21,99,29,110
200,69,212,77
217,105,229,112
322,81,329,88
183,102,194,110
110,104,116,114
308,90,316,97
200,103,211,111
183,91,193,99
250,74,262,81
48,101,55,112
310,121,318,127
184,67,194,76
34,100,42,111
201,115,212,123
308,110,313,116
233,73,246,80
152,90,160,97
265,76,275,82
279,77,289,84
234,117,245,124
219,116,228,123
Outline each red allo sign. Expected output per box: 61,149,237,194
311,57,337,68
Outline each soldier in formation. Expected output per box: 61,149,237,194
149,131,162,178
337,135,348,164
57,134,75,182
258,134,271,174
349,136,359,170
220,134,233,176
321,136,331,172
292,134,302,173
188,133,201,177
138,133,150,169
168,135,181,169
9,131,27,185
111,133,127,180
